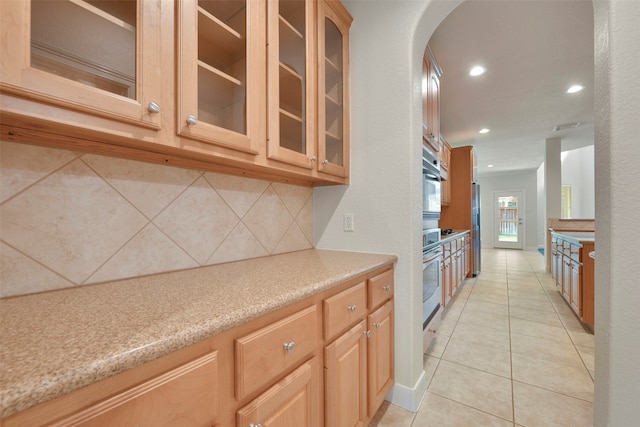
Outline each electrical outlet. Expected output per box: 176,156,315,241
344,213,354,232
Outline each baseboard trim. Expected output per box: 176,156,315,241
385,370,427,412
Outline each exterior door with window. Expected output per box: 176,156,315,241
494,191,524,249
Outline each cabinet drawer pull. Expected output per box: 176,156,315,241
249,424,263,427
374,322,381,328
347,304,357,312
383,285,391,292
283,341,296,352
186,115,198,125
364,330,371,337
147,101,160,113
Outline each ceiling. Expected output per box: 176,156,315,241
428,0,594,176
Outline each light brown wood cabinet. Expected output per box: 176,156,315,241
235,305,319,399
324,320,367,427
2,263,394,427
0,0,352,186
551,233,594,326
51,352,219,427
440,136,452,206
441,233,469,308
237,358,321,427
1,0,162,136
324,268,395,426
366,299,394,419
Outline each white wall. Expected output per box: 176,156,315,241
561,145,595,218
537,163,546,248
593,1,640,424
477,171,538,250
314,0,462,411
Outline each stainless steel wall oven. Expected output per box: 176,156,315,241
422,229,442,330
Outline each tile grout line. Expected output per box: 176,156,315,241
505,251,517,427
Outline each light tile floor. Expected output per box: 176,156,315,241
370,248,594,427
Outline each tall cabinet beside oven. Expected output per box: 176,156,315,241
440,145,480,278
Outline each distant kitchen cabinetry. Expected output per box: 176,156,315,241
422,45,442,155
0,0,352,186
440,146,478,278
441,232,469,307
440,135,452,205
551,231,595,327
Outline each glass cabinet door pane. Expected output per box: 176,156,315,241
31,0,137,99
324,17,343,166
197,0,247,135
278,0,307,154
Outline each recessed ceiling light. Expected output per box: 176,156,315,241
567,85,584,93
469,66,486,76
488,164,494,168
479,128,490,134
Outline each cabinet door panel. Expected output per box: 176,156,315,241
54,352,219,427
324,320,367,427
367,300,394,418
235,305,318,399
176,0,262,154
237,358,320,427
323,281,366,341
1,0,161,129
367,268,394,310
317,0,351,178
267,0,316,170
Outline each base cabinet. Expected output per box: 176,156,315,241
441,233,469,308
324,269,395,426
51,352,219,427
367,300,394,419
237,358,320,427
551,232,594,326
2,264,395,427
324,320,367,427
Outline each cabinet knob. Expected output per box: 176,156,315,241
310,156,317,161
364,330,371,337
249,424,263,427
348,304,357,312
186,115,198,125
374,322,381,328
147,102,161,113
383,285,391,292
322,159,329,165
283,341,296,352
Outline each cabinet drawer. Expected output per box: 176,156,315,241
324,282,367,341
368,268,394,310
235,305,318,399
54,352,219,426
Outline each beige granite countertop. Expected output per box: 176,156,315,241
0,249,396,418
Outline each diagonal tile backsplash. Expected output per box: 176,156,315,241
0,140,314,298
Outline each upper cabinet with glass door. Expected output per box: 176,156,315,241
318,0,351,179
176,0,264,155
267,0,316,170
0,0,162,130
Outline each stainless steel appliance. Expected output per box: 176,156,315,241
422,146,441,220
422,228,442,332
471,183,481,276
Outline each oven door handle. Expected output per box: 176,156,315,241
423,250,442,264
